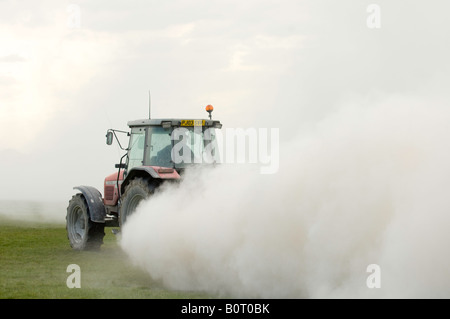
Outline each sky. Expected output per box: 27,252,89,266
1,0,450,201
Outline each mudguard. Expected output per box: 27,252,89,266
73,185,106,223
121,166,180,194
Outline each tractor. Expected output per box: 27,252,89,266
66,105,222,250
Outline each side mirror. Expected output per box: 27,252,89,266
106,131,113,145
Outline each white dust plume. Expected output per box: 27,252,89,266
121,95,450,298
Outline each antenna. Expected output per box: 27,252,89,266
148,90,151,119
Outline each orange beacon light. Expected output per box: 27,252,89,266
206,104,214,119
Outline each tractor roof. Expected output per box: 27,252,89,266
127,118,222,128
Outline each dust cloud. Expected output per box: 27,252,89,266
0,200,66,224
120,95,450,298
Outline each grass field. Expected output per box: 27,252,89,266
0,218,210,299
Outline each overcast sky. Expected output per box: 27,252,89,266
1,0,449,201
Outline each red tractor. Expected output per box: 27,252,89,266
66,106,222,250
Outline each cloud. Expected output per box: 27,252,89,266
0,54,26,63
1,0,449,204
0,19,119,151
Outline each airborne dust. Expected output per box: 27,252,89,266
121,95,450,298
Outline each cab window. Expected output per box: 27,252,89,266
127,127,146,171
148,126,172,167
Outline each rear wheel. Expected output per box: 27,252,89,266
119,178,155,226
66,194,105,250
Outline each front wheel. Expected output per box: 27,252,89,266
119,178,155,226
66,194,105,250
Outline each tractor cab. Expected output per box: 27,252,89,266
102,106,222,225
122,117,222,175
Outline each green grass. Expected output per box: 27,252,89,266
0,218,211,299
